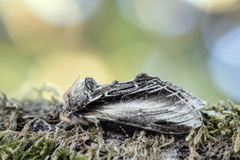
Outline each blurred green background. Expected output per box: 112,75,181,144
1,0,240,103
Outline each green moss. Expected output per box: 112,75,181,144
0,134,54,160
54,148,87,160
187,100,240,159
107,149,113,160
0,131,89,160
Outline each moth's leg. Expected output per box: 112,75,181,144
119,125,129,137
84,116,104,136
55,120,71,130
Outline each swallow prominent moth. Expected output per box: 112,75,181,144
60,72,205,134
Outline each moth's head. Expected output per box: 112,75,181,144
62,77,98,111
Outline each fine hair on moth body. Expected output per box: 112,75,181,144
59,72,205,134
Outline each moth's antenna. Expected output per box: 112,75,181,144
119,125,129,137
72,76,80,86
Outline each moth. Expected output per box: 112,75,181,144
59,72,205,134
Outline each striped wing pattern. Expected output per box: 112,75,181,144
81,73,205,134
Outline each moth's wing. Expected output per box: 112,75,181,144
85,99,202,134
80,73,205,134
133,72,205,110
103,72,205,110
82,72,205,134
